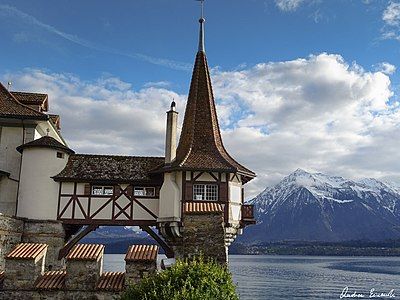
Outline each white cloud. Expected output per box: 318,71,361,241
383,1,400,26
274,0,306,12
382,1,400,41
375,62,396,75
5,53,399,199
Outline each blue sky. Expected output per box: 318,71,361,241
0,0,398,90
1,0,400,197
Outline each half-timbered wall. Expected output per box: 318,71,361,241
58,182,159,226
181,171,245,225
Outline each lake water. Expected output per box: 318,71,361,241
104,254,400,299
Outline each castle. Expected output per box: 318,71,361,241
0,7,256,299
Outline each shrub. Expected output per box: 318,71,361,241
119,256,239,300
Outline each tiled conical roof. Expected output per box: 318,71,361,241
16,136,74,154
168,19,255,180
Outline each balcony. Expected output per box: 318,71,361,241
241,204,256,227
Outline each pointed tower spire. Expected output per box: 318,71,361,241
198,0,205,52
164,3,255,182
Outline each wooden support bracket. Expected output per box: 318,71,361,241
58,224,99,260
140,226,174,258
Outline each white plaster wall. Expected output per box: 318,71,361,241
35,120,64,144
17,147,69,220
0,126,35,215
158,172,181,222
229,181,242,223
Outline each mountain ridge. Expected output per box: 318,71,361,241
242,169,400,243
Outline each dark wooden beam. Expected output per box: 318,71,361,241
140,226,174,258
58,224,98,260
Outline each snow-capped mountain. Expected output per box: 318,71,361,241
242,169,400,243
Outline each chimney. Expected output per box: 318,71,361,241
165,101,178,164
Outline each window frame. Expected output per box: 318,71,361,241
91,185,114,196
133,186,156,198
193,184,219,201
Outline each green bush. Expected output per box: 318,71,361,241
119,256,239,300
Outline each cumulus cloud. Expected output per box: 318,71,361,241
5,53,399,198
274,0,306,12
5,70,186,156
375,62,396,74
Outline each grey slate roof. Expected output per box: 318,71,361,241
54,154,165,182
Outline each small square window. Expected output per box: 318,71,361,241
56,152,64,159
134,187,155,197
103,187,114,195
193,184,218,201
92,186,103,195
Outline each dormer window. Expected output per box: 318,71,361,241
92,186,113,196
134,187,155,197
193,184,218,201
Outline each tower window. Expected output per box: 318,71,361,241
193,184,218,201
134,187,155,197
56,152,64,159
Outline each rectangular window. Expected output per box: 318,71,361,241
56,152,64,159
134,187,155,197
92,186,113,196
193,184,218,201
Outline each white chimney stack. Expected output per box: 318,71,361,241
165,101,178,164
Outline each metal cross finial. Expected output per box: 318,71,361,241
196,0,205,19
196,0,205,52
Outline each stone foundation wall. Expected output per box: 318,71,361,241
0,214,23,270
0,290,118,300
0,215,66,271
22,219,66,269
169,211,229,264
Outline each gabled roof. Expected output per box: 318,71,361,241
10,91,48,111
16,136,74,154
6,243,48,260
0,82,48,120
66,244,104,261
54,154,164,183
97,272,125,291
35,271,66,290
125,245,158,262
48,114,61,130
165,21,255,179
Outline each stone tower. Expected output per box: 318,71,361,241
157,6,256,263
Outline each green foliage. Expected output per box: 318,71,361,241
119,256,239,300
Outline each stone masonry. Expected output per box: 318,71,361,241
169,210,229,264
0,242,159,300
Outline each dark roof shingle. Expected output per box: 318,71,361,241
54,154,164,182
11,91,48,111
0,83,48,120
16,136,74,154
166,51,255,179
